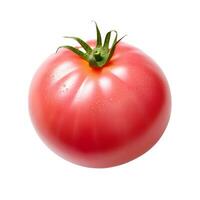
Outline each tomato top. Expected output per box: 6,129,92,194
57,22,126,68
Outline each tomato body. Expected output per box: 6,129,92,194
29,42,171,168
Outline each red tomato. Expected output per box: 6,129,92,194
29,25,171,168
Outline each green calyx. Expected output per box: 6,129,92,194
57,22,126,68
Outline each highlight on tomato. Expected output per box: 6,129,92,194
29,22,171,168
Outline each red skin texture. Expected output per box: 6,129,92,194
29,41,171,168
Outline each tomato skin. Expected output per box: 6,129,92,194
29,41,171,168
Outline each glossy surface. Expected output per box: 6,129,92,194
29,42,171,168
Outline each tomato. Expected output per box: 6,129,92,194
29,23,171,168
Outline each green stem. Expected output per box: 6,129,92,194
94,50,103,61
57,22,126,68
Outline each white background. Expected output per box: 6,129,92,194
0,0,200,199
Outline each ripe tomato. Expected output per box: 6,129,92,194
29,24,171,168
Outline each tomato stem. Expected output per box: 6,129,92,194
57,22,126,68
